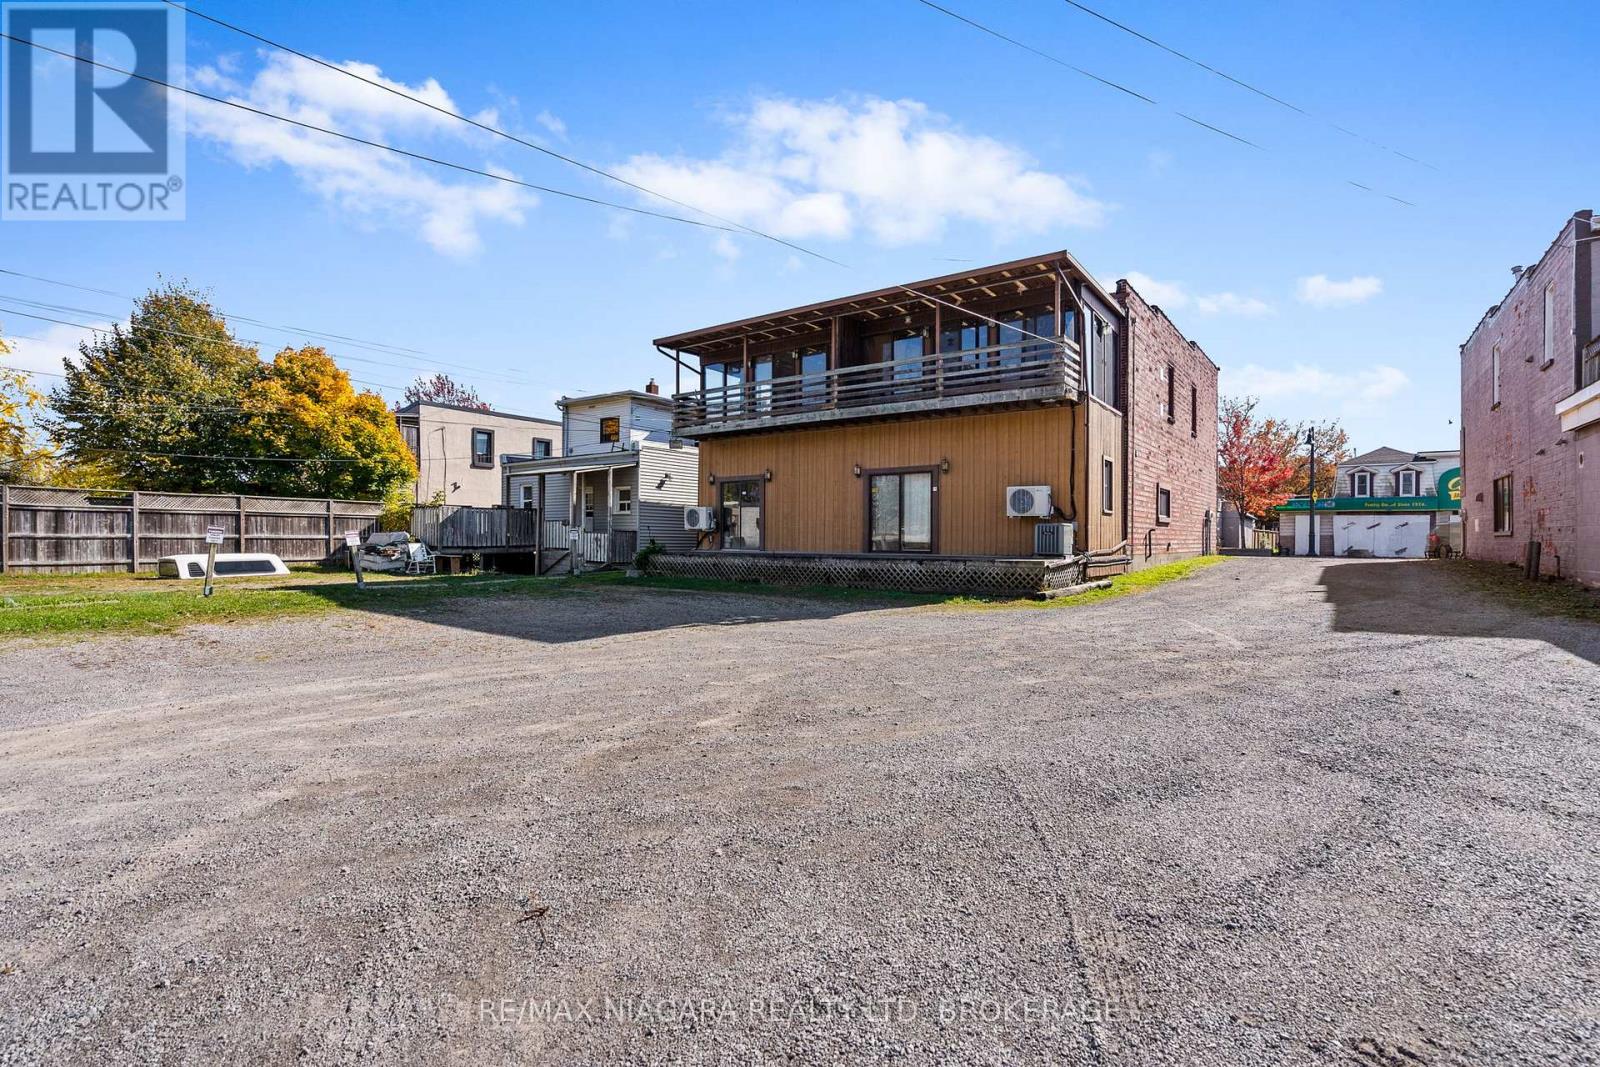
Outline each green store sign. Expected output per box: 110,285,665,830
1279,469,1462,513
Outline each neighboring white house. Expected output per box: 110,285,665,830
1280,446,1462,558
394,401,561,508
503,381,700,567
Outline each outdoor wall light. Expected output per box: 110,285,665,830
763,469,773,481
852,463,862,478
707,473,715,484
939,457,951,473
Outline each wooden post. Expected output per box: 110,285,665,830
1,482,10,575
606,464,615,564
326,497,334,557
237,494,246,553
932,301,943,398
129,490,140,573
536,473,546,569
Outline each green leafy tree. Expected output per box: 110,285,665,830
45,283,262,491
239,345,416,499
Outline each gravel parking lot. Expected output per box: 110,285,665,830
1,557,1597,1066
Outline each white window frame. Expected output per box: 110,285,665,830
520,485,536,509
1156,485,1172,523
614,485,633,515
1101,456,1115,514
582,484,596,519
1396,469,1417,497
1352,471,1373,497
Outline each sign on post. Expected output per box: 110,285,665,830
202,525,225,598
345,531,365,589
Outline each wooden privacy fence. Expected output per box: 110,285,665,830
409,505,539,551
0,484,385,574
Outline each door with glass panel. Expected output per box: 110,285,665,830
867,469,935,553
719,478,762,550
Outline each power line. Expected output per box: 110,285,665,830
1057,0,1436,170
158,7,1074,351
0,31,743,237
913,0,1417,208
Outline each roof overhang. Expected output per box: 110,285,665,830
653,251,1120,359
503,451,640,477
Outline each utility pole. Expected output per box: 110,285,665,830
1306,427,1317,558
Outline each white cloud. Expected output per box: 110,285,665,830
187,52,531,256
1123,271,1273,318
616,96,1107,245
1225,362,1409,403
535,110,567,139
0,320,108,378
1297,274,1383,308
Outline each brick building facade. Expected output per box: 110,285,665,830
1119,281,1220,567
1460,210,1599,585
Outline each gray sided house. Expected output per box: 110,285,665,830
503,382,699,568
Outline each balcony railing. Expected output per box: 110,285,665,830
672,338,1081,435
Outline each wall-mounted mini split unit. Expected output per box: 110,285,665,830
1005,485,1053,518
684,506,718,531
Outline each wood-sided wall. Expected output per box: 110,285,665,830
1072,397,1126,554
696,406,1083,558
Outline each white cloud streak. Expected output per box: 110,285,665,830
1123,271,1272,318
617,96,1107,245
1225,362,1410,403
187,52,531,256
1296,274,1383,308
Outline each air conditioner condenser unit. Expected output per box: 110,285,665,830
1034,521,1074,558
1006,485,1053,518
684,505,718,531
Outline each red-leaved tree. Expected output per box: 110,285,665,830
1218,396,1300,519
403,373,489,411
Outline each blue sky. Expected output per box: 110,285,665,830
3,0,1596,453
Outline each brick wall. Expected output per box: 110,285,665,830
1118,281,1220,567
1460,213,1600,584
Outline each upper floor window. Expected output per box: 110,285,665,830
1088,314,1121,409
1164,364,1176,424
471,428,494,468
1396,469,1417,496
1584,340,1600,389
1543,282,1557,368
1189,383,1198,437
1491,343,1502,406
599,416,621,444
532,437,552,459
401,422,420,459
1352,471,1372,497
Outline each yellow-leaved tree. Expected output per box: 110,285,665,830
238,345,416,499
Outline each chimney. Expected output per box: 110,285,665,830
645,378,660,395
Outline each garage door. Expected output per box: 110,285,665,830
1333,514,1427,557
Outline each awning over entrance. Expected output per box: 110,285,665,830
502,451,640,478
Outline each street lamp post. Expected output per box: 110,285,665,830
1306,427,1317,558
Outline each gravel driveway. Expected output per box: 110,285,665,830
1,558,1596,1066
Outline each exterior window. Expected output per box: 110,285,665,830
1493,474,1513,534
1088,314,1120,408
599,416,621,444
1585,340,1600,389
1156,486,1172,523
719,478,762,550
1190,384,1198,437
471,428,494,468
1397,470,1417,497
1352,471,1372,497
1543,282,1556,367
583,484,595,519
532,437,552,458
1101,457,1115,514
799,347,828,405
401,423,420,459
520,485,536,509
1165,364,1176,424
615,486,633,514
1491,343,1501,406
867,470,934,553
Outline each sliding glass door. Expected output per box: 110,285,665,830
719,478,762,550
867,469,935,553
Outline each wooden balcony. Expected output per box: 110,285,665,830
672,339,1081,437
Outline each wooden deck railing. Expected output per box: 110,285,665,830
411,505,539,550
672,339,1080,434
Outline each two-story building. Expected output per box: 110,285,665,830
1278,447,1461,557
394,401,560,508
652,251,1219,594
1461,209,1599,584
502,381,699,569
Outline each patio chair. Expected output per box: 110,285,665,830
404,543,437,575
